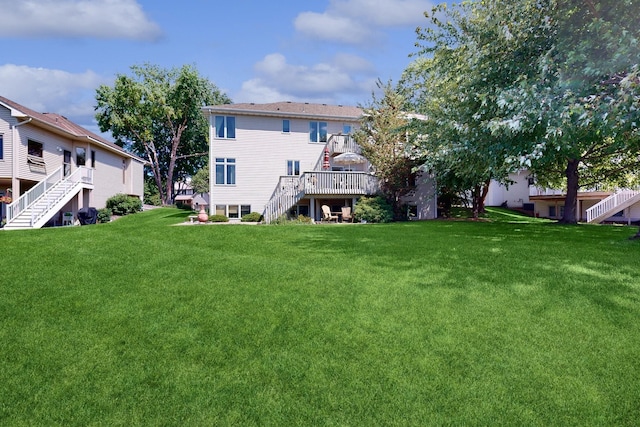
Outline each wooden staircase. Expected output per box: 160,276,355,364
4,167,94,230
586,190,640,224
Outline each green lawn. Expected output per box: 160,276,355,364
1,208,639,425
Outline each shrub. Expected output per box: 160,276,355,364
208,214,229,223
241,212,263,222
97,208,112,223
353,196,394,223
106,194,143,216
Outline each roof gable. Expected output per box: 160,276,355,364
0,95,142,161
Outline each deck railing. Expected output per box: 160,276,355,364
263,171,379,223
7,166,94,225
328,134,360,155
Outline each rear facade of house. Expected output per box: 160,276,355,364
203,101,437,223
0,96,145,230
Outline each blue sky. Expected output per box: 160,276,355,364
0,0,441,135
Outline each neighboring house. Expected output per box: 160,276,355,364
202,101,437,223
0,96,145,230
486,172,640,224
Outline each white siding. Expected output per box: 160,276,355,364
485,172,531,208
211,114,357,214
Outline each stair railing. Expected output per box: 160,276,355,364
586,189,640,223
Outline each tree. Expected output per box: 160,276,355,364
95,64,231,205
190,161,209,194
354,80,420,219
404,1,549,217
407,0,640,223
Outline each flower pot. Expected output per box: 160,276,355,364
198,207,208,223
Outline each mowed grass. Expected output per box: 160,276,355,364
1,208,639,426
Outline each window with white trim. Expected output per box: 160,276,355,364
215,158,236,185
0,135,3,160
287,160,300,176
343,124,352,134
215,116,236,139
282,119,290,133
309,121,327,143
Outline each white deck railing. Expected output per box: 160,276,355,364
264,171,379,223
586,189,640,223
7,166,94,226
328,134,360,155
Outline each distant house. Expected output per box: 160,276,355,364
486,172,640,224
201,101,437,222
0,96,145,230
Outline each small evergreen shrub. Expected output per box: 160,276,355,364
208,214,229,223
97,208,112,223
106,194,143,216
241,212,263,222
353,196,394,223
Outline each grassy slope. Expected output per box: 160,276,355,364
1,208,639,425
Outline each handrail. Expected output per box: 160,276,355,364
7,166,94,226
586,189,640,223
263,171,379,223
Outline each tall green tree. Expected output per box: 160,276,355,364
404,0,549,217
354,80,420,219
95,64,230,205
407,0,640,223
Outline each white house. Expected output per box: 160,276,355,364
486,171,640,224
0,96,145,230
202,101,437,223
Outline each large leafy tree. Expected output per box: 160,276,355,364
95,64,231,205
407,0,640,223
403,0,549,217
354,80,420,219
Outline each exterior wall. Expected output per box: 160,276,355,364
401,170,438,220
485,172,531,208
0,106,14,177
210,113,358,215
89,147,143,208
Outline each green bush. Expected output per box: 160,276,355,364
96,208,112,223
241,212,263,222
208,214,229,223
353,196,394,223
106,194,143,216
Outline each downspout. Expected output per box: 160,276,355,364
11,118,32,195
207,110,214,216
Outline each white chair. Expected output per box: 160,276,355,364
321,205,338,222
62,212,74,226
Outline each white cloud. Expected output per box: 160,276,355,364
234,53,377,105
0,0,162,41
294,0,434,45
0,64,108,131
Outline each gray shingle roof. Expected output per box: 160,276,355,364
203,101,363,120
0,95,142,161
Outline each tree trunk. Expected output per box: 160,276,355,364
478,179,490,214
471,185,481,219
560,158,580,224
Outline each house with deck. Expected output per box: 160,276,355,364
202,102,437,223
0,96,145,230
486,172,640,224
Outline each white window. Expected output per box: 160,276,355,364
215,116,236,139
282,119,290,133
215,158,236,185
309,121,327,143
287,160,300,176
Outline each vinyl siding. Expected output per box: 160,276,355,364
0,106,13,176
210,114,357,213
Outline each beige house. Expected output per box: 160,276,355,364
202,101,437,223
0,96,145,230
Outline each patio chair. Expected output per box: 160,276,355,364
62,212,74,226
341,206,353,222
321,205,338,222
